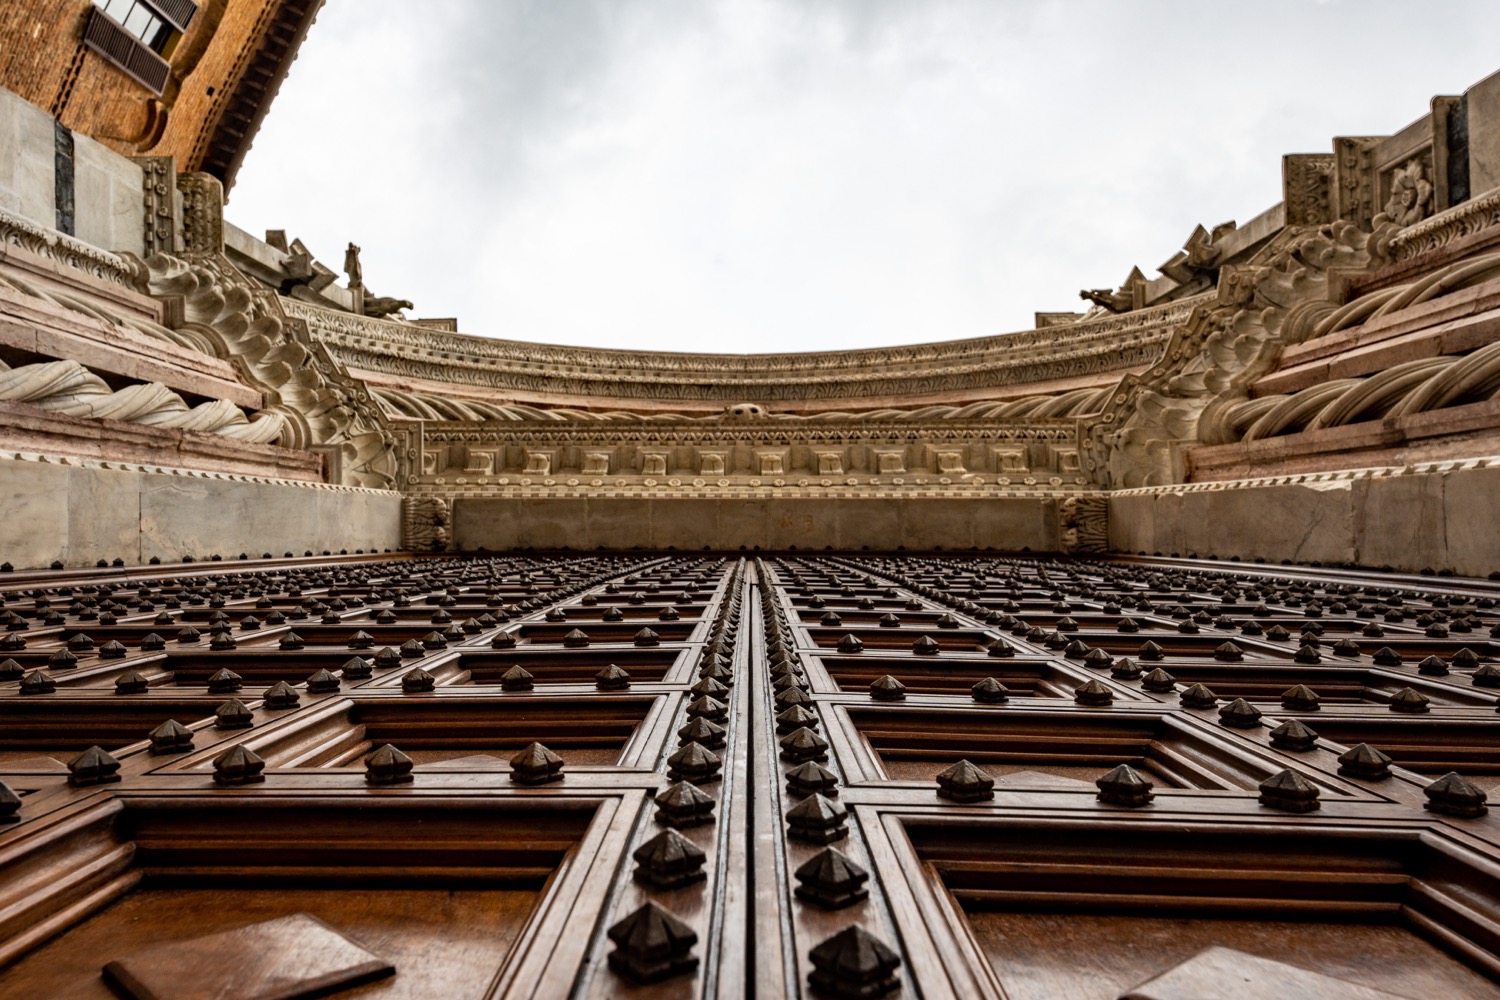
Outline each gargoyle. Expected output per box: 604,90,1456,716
1079,287,1132,313
363,296,414,319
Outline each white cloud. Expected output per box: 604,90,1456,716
228,0,1500,352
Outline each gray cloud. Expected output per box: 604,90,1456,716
228,0,1500,352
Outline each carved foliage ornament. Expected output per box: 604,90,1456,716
1085,222,1373,488
136,252,397,489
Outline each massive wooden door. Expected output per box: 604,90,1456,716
2,552,1500,998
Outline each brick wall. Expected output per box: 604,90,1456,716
0,0,282,170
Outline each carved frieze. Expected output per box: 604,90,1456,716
1332,137,1380,230
1387,188,1500,261
284,297,1191,403
134,156,180,256
0,206,137,286
1282,154,1333,226
176,172,223,254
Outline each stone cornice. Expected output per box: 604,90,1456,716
1389,188,1500,262
413,418,1079,444
286,296,1200,402
0,206,137,287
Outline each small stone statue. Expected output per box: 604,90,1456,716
344,242,363,290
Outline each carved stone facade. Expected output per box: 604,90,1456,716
11,27,1500,1000
4,68,1500,572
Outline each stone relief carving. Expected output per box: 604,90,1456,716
135,252,397,489
1386,188,1500,262
1057,495,1108,553
1377,157,1434,229
0,206,138,287
134,157,179,256
1332,137,1380,229
402,495,450,552
0,265,212,356
284,297,1191,402
1085,221,1373,488
1282,154,1334,226
934,451,966,475
1203,292,1500,447
372,386,1114,424
176,172,224,254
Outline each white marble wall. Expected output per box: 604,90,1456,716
1109,465,1500,577
0,86,146,255
72,132,144,254
0,457,402,568
0,88,55,229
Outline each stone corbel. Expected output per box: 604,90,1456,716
992,446,1028,474
698,450,728,476
934,450,966,475
523,450,554,475
755,450,787,476
464,449,496,475
582,451,611,475
641,451,669,476
815,450,844,475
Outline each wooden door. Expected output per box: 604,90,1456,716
1,552,1499,999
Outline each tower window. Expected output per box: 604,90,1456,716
81,0,197,95
92,0,172,53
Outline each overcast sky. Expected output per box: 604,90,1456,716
228,0,1500,353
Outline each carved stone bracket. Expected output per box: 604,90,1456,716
136,252,397,489
1057,494,1108,553
402,495,451,552
1084,222,1373,489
